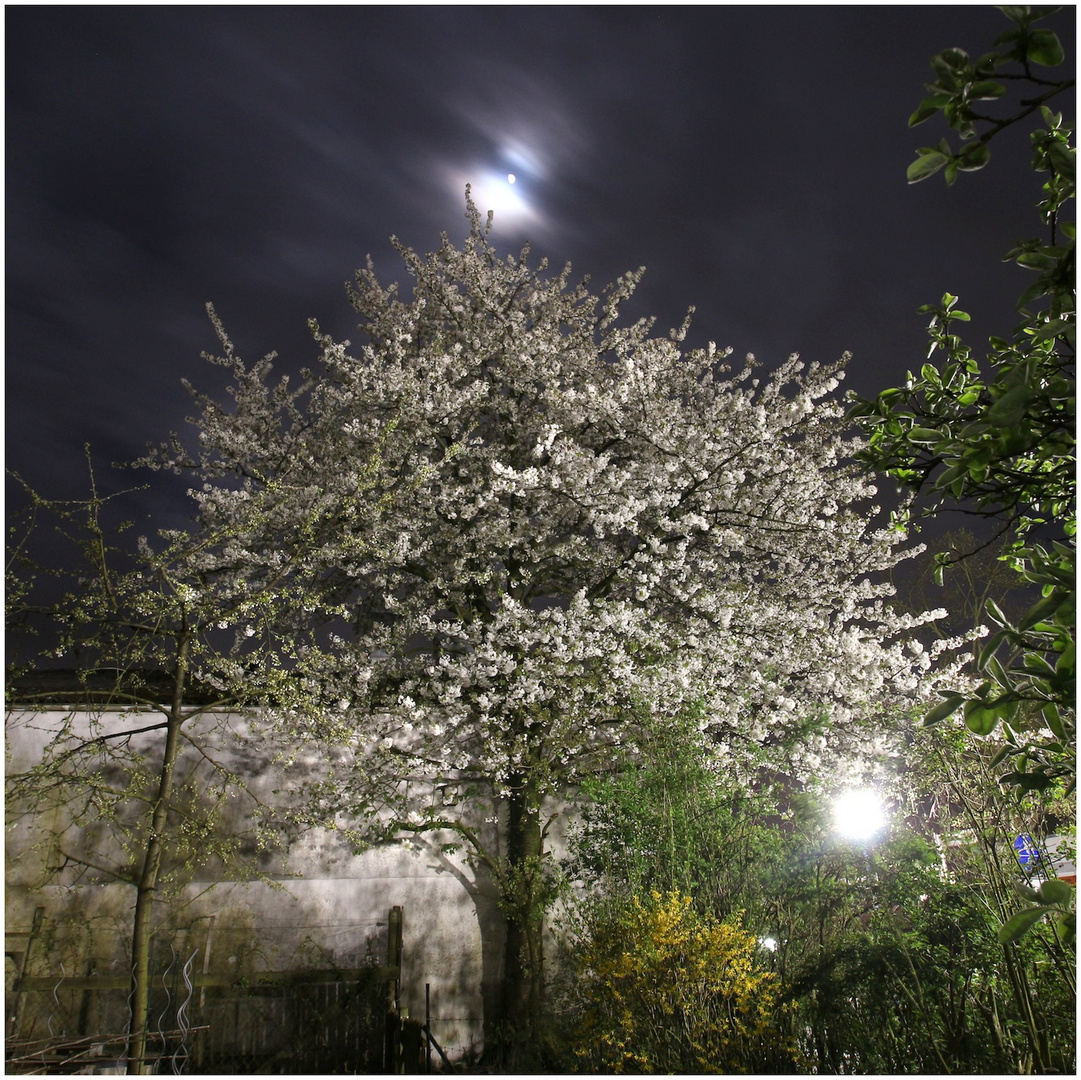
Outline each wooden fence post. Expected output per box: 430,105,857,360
6,906,45,1040
401,1015,423,1073
383,906,404,1072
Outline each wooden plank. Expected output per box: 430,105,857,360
16,966,399,992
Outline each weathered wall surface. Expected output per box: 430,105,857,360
5,708,508,1059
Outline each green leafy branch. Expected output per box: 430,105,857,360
850,5,1075,797
907,6,1073,187
1000,876,1074,947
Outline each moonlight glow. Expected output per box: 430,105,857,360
457,169,537,229
833,788,887,841
444,140,545,233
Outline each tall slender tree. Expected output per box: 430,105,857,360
7,305,403,1071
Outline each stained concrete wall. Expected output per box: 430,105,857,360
5,708,512,1059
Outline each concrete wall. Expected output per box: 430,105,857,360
5,708,510,1059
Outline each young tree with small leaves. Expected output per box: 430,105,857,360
6,317,401,1072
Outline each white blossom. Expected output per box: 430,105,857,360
148,193,970,849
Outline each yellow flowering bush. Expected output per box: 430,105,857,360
573,891,799,1073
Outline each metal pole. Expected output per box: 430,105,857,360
199,915,216,1011
194,916,215,1071
425,983,431,1073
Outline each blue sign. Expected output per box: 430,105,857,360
1014,834,1041,868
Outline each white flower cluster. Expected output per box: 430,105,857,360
149,197,971,835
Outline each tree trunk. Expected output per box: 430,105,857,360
128,637,190,1075
501,778,545,1039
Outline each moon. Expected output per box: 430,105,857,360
446,157,540,232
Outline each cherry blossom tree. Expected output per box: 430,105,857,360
157,193,966,1039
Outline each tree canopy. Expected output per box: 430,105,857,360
138,193,969,1032
850,5,1075,795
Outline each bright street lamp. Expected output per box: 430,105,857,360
833,788,887,842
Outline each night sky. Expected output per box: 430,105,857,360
6,5,1076,531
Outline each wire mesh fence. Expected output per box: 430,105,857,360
6,908,410,1074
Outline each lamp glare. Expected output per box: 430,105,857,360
834,788,886,841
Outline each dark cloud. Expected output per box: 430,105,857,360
6,5,1074,524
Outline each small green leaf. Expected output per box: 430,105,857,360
963,700,1001,736
1044,703,1066,741
975,50,1006,73
1015,250,1059,271
1056,639,1074,676
985,653,1010,687
1040,104,1064,128
996,7,1029,26
987,383,1035,427
991,744,1015,768
1037,878,1075,906
1002,770,1054,792
924,694,966,726
908,427,943,445
1012,879,1041,902
1053,592,1074,628
976,630,1007,670
1033,316,1072,342
1055,910,1075,946
1020,652,1056,677
968,80,1006,100
1020,593,1061,631
957,142,991,172
984,598,1010,627
1026,28,1065,66
998,906,1047,944
846,399,877,419
936,463,966,497
931,58,961,89
1047,140,1075,180
964,442,995,469
908,150,948,183
909,100,943,127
